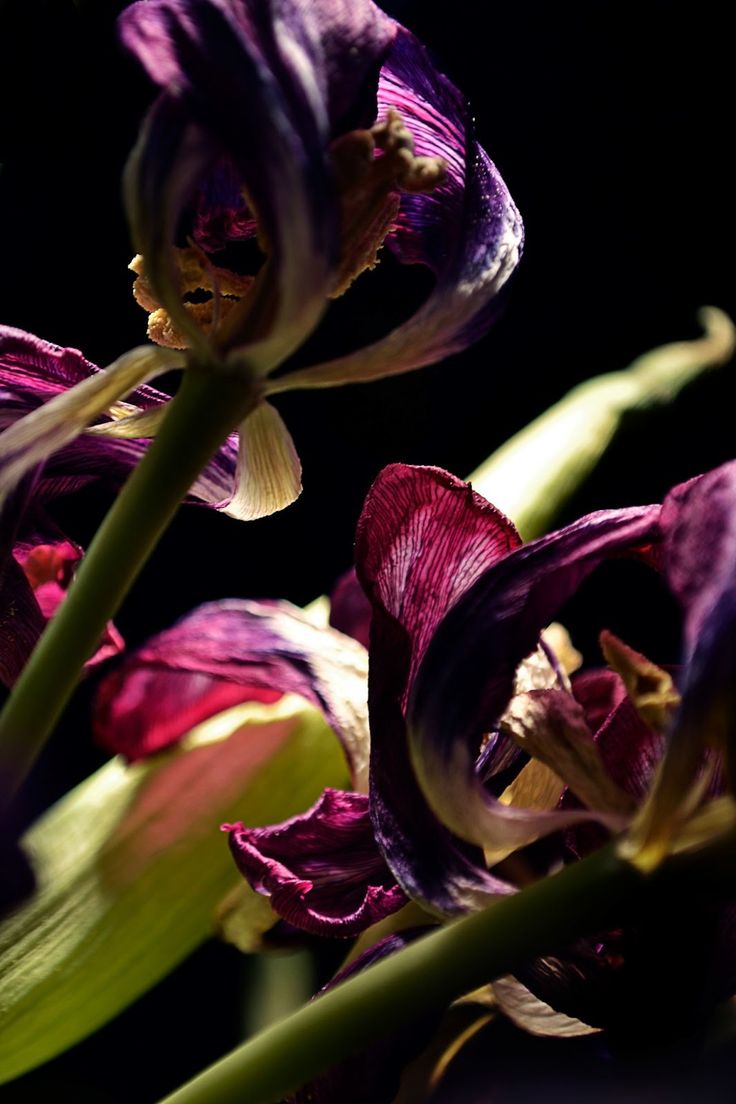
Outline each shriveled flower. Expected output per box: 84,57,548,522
0,0,521,521
102,460,736,937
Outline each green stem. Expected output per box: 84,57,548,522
0,368,257,808
159,846,642,1104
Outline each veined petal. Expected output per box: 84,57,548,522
94,599,370,789
408,501,661,851
268,25,522,393
227,400,302,520
0,326,244,513
227,788,406,937
0,334,182,512
356,465,519,912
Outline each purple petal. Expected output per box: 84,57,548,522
329,567,372,649
408,500,661,850
571,668,628,736
290,928,437,1104
0,490,123,685
94,599,370,785
0,326,241,512
227,788,406,937
120,0,396,364
661,461,736,758
562,695,666,861
356,465,519,912
270,25,523,391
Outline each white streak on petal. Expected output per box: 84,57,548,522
0,345,182,511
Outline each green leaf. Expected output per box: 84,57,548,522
0,696,348,1084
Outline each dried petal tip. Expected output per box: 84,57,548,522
227,789,407,938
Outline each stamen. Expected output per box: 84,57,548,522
329,107,447,298
130,249,254,350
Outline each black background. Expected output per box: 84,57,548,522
1,0,735,1099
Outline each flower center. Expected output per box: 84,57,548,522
130,247,255,350
130,109,445,349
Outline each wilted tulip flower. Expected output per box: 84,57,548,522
0,0,522,520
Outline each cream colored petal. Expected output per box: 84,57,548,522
493,975,600,1038
226,400,302,521
86,405,168,439
0,345,183,510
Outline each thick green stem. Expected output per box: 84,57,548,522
0,368,257,808
159,845,642,1104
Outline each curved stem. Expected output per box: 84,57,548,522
0,368,257,809
159,845,642,1104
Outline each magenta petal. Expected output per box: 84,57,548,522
408,501,661,850
661,461,736,756
1,500,124,685
571,669,628,736
357,464,520,696
94,599,369,784
356,464,519,911
0,326,240,510
227,788,406,938
329,567,371,649
120,0,396,354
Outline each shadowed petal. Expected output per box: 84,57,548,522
329,567,371,648
227,788,406,937
0,326,247,514
621,461,736,866
121,0,396,367
408,501,661,851
0,334,182,513
290,928,437,1104
94,599,370,788
356,464,519,912
268,25,522,392
662,461,736,757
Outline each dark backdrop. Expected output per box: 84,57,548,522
1,1,734,1099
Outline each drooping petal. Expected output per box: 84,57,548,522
356,464,519,912
620,461,736,867
94,599,370,788
408,499,661,851
662,461,736,758
227,788,406,937
120,0,396,368
268,25,522,392
0,326,248,514
492,974,600,1038
0,333,182,512
227,400,302,520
